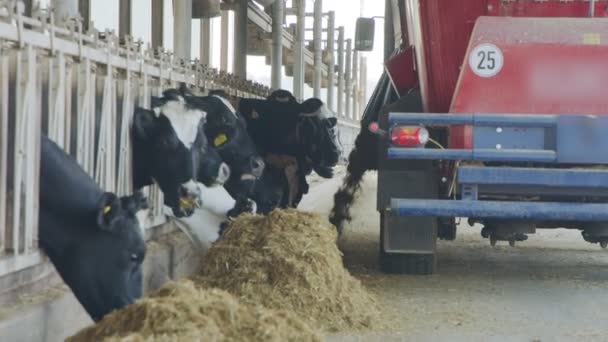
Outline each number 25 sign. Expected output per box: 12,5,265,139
469,43,504,78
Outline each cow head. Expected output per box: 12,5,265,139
188,91,266,196
267,89,298,104
297,98,341,177
39,190,149,322
131,91,230,217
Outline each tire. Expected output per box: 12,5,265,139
379,212,437,275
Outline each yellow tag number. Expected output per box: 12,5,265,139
214,134,228,147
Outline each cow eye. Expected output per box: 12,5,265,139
130,253,139,262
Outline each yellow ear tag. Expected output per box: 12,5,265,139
214,134,228,147
103,205,112,214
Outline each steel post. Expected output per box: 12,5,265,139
345,38,352,119
151,0,164,50
352,50,359,119
271,0,284,89
233,0,248,78
337,26,344,117
173,0,192,62
326,11,335,110
312,0,322,98
200,18,212,65
220,10,229,71
359,56,367,119
293,0,305,101
119,0,132,40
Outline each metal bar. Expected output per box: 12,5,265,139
151,0,164,50
345,38,352,119
293,0,305,100
312,0,322,97
220,10,229,71
233,0,248,78
173,0,192,62
0,20,198,82
117,73,132,196
336,26,344,117
390,198,608,221
95,58,116,190
76,58,94,175
326,10,335,110
359,55,367,119
0,43,8,253
388,112,557,127
200,18,212,66
271,0,283,89
119,0,132,40
26,44,40,253
387,147,557,163
48,52,66,149
352,50,359,119
78,0,90,31
458,166,608,188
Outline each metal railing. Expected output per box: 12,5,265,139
0,1,270,277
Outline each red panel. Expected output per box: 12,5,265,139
384,46,418,97
417,0,488,113
487,0,608,18
449,16,608,148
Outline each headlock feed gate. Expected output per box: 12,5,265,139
0,0,271,278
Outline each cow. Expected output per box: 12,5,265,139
131,89,231,218
39,133,149,322
176,85,265,218
235,91,341,208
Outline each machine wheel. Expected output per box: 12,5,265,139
379,212,437,275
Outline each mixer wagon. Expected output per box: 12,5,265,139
355,0,608,274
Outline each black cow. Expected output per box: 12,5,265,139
131,89,231,217
39,134,148,322
236,92,341,207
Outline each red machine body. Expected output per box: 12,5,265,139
401,0,608,148
450,16,608,148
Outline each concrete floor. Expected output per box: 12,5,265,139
301,171,608,342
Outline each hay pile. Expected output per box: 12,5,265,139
67,280,321,342
194,209,383,332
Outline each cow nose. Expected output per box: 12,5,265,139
217,162,231,184
251,157,265,177
178,181,202,213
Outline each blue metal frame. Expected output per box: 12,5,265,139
390,199,608,221
387,112,608,165
385,112,608,221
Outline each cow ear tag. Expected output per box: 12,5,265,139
214,134,228,147
103,205,112,214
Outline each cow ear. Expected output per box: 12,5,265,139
133,107,157,139
299,98,323,115
121,190,149,216
96,192,122,232
150,96,163,108
178,83,193,96
326,117,338,127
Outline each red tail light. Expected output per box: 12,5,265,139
390,126,429,147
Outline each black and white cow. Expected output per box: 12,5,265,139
178,86,265,217
39,134,148,322
131,89,231,218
